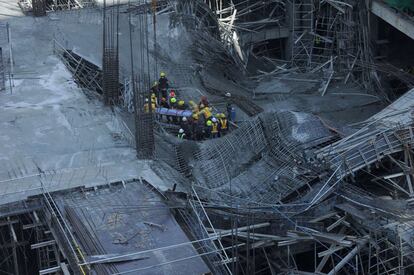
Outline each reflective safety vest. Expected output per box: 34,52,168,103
144,103,149,113
212,122,219,134
219,118,228,130
203,108,212,119
178,133,186,139
144,103,156,113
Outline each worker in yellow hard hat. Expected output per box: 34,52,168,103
177,100,188,110
158,72,169,98
205,120,213,139
219,113,228,136
170,97,177,108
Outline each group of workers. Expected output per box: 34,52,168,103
144,72,231,141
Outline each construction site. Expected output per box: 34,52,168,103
1,0,414,274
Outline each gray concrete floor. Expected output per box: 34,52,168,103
0,2,170,205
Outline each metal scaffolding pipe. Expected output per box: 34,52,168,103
327,238,368,275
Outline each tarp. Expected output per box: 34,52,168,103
155,107,193,117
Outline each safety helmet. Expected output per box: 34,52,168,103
192,113,199,119
178,100,185,106
221,113,226,118
160,72,166,78
200,104,205,109
212,117,217,123
170,90,176,97
170,97,177,103
151,93,156,98
206,120,212,126
152,81,158,87
182,117,187,122
179,128,184,134
145,98,149,102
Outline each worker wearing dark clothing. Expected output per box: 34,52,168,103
180,117,191,138
177,100,188,110
159,72,169,99
198,95,210,109
151,81,159,102
160,97,169,108
159,97,169,122
226,103,232,120
192,115,204,141
169,97,178,123
204,120,212,139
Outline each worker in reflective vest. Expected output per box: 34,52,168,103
211,117,220,138
159,72,169,99
219,113,228,136
177,128,186,139
203,107,212,121
205,120,212,139
144,99,156,113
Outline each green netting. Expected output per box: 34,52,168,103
386,0,414,12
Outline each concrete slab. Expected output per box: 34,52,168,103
371,0,414,40
0,2,169,205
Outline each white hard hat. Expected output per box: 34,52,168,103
225,92,231,97
145,98,149,102
179,128,184,134
182,117,187,121
212,117,217,123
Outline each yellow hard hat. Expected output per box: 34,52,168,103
151,93,156,98
192,113,199,119
170,97,177,103
206,120,212,126
160,72,166,77
178,100,185,106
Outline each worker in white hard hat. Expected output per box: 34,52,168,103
177,128,186,139
211,117,220,138
180,116,191,139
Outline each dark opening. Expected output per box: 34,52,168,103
252,38,286,59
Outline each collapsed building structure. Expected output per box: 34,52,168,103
1,0,414,274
